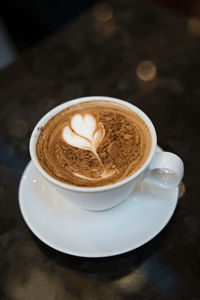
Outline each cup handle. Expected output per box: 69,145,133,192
146,152,184,188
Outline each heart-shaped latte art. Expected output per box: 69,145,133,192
62,113,105,152
61,113,116,180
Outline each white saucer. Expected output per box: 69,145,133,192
19,151,178,258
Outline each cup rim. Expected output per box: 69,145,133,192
30,96,157,192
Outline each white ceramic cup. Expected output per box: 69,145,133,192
30,96,184,211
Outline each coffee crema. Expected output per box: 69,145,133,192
36,100,151,187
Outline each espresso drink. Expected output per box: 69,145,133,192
36,100,151,187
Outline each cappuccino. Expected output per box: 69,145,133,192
36,100,151,187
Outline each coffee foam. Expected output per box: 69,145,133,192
36,100,151,187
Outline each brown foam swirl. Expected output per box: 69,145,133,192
36,100,151,187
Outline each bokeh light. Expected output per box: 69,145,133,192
136,60,157,82
136,60,157,94
188,18,200,38
93,1,116,38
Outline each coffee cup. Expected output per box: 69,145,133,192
30,96,184,211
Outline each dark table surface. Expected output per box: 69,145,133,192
0,0,200,299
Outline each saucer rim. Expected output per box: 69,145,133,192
19,158,179,258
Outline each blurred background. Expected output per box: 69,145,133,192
0,0,200,70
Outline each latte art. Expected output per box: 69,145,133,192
62,113,115,180
36,100,151,187
62,113,105,160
